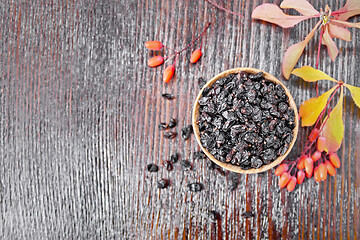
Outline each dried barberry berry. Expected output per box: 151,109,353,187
163,131,177,139
147,163,159,172
163,161,173,171
168,118,177,128
162,93,175,100
157,179,169,189
241,211,255,218
159,122,169,130
208,210,220,222
180,160,192,171
170,153,179,163
207,160,216,170
188,182,203,192
181,125,193,140
194,151,206,160
198,77,206,88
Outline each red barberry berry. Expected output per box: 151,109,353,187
275,163,289,176
163,65,175,83
297,171,305,184
190,49,202,63
147,56,164,67
305,158,314,177
297,155,307,170
309,128,319,141
325,160,336,176
287,176,297,192
279,172,291,188
329,152,341,168
314,166,321,182
318,163,327,181
311,151,321,162
317,137,326,152
145,41,163,50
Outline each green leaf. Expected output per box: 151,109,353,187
344,83,360,109
321,87,344,153
299,86,337,126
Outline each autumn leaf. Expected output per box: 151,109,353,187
333,0,360,21
321,87,344,153
299,86,337,126
328,24,351,41
322,27,339,61
344,84,360,109
282,21,321,79
280,0,319,16
291,66,338,83
251,3,313,28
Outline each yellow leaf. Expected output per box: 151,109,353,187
344,83,360,109
299,86,337,126
321,87,344,153
291,66,338,83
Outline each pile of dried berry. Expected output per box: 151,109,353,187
196,71,295,170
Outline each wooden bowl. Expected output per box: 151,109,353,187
192,68,299,174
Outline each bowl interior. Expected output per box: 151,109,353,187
192,68,299,174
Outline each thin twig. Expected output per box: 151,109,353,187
205,0,243,18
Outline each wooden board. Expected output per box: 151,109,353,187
0,0,359,239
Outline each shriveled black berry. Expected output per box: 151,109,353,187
278,102,288,113
170,153,179,163
147,163,159,172
159,122,168,130
207,160,216,170
241,211,255,218
163,131,177,139
208,210,220,222
168,118,177,128
251,157,263,169
162,93,175,100
198,77,206,88
194,151,206,160
163,161,173,171
188,182,203,192
180,160,192,171
157,179,169,189
181,125,193,140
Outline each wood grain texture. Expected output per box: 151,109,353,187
0,0,359,239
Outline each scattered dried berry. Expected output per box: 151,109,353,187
188,182,203,192
170,153,179,163
197,72,294,170
241,211,255,218
147,163,159,172
181,125,193,140
207,160,216,170
193,151,206,160
168,118,177,128
163,161,173,171
163,131,177,139
198,77,206,88
162,93,175,100
157,179,169,189
208,210,220,222
159,122,168,130
180,160,192,171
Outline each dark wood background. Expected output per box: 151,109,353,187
0,0,359,239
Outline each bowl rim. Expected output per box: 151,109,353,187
192,67,299,174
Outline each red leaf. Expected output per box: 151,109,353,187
321,87,344,153
280,0,319,16
344,84,360,109
251,3,313,28
328,23,351,41
299,86,337,126
333,0,360,21
282,21,321,79
322,27,339,61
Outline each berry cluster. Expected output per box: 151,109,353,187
275,127,341,192
145,23,211,83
